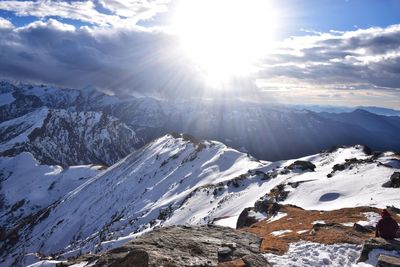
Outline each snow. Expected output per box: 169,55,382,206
213,216,238,228
357,212,381,227
4,135,268,265
248,210,267,220
297,230,309,234
0,92,15,106
341,222,355,227
264,241,362,267
26,260,62,267
271,229,293,236
2,138,400,266
281,147,400,210
0,108,49,151
313,220,326,225
267,212,287,223
0,152,102,227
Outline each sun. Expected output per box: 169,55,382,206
172,0,278,87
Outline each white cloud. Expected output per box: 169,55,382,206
99,0,169,20
0,17,14,29
18,18,76,32
0,0,170,26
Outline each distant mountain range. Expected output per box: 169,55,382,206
1,80,398,163
290,104,400,116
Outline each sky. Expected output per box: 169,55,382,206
0,0,400,108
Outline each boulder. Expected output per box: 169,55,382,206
254,199,280,214
353,223,374,233
377,254,400,267
358,238,400,263
236,208,259,229
58,225,271,267
287,161,316,172
383,172,400,188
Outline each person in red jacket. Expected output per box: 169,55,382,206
375,209,400,239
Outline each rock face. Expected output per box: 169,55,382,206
0,108,141,166
358,238,400,263
383,172,400,188
58,225,271,267
236,208,260,229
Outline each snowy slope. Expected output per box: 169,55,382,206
0,92,15,106
1,134,267,266
0,153,102,229
0,108,49,152
0,108,141,166
2,134,399,266
277,146,400,210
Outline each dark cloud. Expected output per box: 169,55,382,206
0,14,399,102
0,19,211,97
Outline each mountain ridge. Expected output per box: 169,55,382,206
1,133,399,266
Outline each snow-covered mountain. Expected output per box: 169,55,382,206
0,108,141,166
2,80,400,162
0,152,102,229
1,133,399,266
0,133,265,266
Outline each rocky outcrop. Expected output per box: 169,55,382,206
287,160,316,172
357,238,400,263
57,225,271,267
236,184,286,229
236,208,261,229
382,172,400,188
328,157,375,177
377,254,400,267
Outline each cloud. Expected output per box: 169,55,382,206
259,25,400,90
0,0,170,26
98,0,169,20
0,18,212,97
0,1,400,107
0,17,13,29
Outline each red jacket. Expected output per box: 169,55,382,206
375,216,399,239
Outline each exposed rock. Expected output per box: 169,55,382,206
236,208,260,229
237,189,283,229
287,179,315,188
353,223,374,234
254,199,280,215
387,206,400,215
382,172,400,188
287,160,316,172
58,225,271,267
377,254,400,267
358,238,400,263
267,184,289,202
329,157,375,177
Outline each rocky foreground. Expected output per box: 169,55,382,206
56,225,271,267
46,205,400,267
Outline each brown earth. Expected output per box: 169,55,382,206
242,205,400,255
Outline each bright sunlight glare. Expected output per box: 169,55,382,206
172,0,278,87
